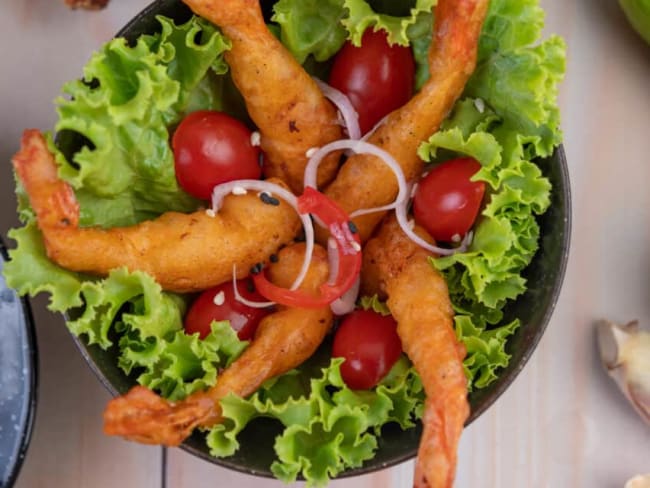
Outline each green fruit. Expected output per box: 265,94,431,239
620,0,650,44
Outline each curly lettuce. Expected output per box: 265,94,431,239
272,0,436,65
206,355,423,486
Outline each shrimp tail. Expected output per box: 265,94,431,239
12,129,79,230
103,386,215,446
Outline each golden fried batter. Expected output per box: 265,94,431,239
362,216,469,488
13,130,300,293
103,242,333,445
181,0,343,193
322,0,490,243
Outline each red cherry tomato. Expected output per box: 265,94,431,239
184,279,271,341
172,110,262,200
328,29,415,134
332,310,402,390
413,157,486,243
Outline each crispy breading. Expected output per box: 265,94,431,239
12,130,300,293
362,215,469,488
181,0,343,194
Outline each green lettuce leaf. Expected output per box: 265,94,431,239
342,0,436,47
206,356,423,486
120,321,248,401
66,268,183,349
3,222,84,312
54,15,231,228
272,0,349,63
272,0,436,66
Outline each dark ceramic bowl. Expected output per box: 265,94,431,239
0,238,38,487
67,0,571,480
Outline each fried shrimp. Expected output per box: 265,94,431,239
181,0,343,194
12,129,300,293
362,216,469,488
103,242,333,445
322,0,489,243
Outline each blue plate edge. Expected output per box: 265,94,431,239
0,237,39,488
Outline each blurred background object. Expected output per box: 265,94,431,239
626,474,650,488
620,0,650,44
64,0,110,10
597,320,650,425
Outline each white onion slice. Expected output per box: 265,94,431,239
231,266,275,308
326,236,360,315
304,140,408,218
330,275,361,316
326,237,340,285
361,113,390,141
313,78,361,141
395,194,474,256
212,179,314,293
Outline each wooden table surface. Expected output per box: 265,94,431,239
1,0,649,487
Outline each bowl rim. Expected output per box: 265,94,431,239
67,0,573,479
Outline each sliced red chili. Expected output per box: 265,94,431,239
252,187,362,308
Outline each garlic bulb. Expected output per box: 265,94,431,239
596,320,650,425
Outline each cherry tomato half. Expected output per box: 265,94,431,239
172,110,262,200
328,29,415,135
332,310,402,390
184,279,271,341
413,157,486,243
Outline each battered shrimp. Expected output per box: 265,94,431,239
323,0,489,243
103,242,333,445
362,216,469,488
181,0,343,194
13,129,300,293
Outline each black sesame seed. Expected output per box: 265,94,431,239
246,280,256,293
270,253,279,263
347,221,358,234
250,262,264,275
260,192,280,206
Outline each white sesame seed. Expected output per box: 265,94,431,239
305,147,319,158
250,131,261,146
408,219,415,230
213,291,226,306
205,208,216,218
232,186,247,196
451,234,461,243
351,241,362,252
474,98,485,114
